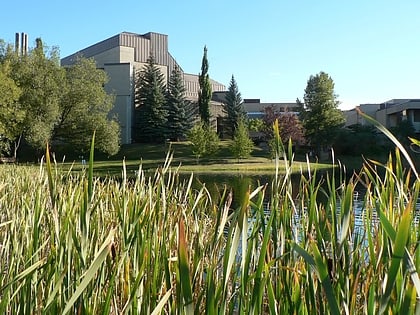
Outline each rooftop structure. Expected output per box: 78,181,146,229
61,32,225,144
343,99,420,134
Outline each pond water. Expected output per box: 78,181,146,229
187,172,420,237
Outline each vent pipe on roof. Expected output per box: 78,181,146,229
21,32,28,55
15,33,20,54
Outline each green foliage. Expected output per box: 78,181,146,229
0,61,23,156
0,39,120,157
231,120,254,160
55,57,120,155
334,125,385,156
188,122,219,161
300,71,345,150
247,118,264,132
11,42,65,150
134,56,168,143
166,65,196,141
223,75,245,138
198,46,212,125
390,119,416,146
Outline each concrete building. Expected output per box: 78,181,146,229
61,31,225,144
343,99,420,134
242,99,300,119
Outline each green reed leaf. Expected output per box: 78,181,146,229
178,217,194,313
379,204,411,314
45,142,55,207
62,228,114,315
88,131,95,201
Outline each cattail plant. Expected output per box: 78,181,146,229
0,115,419,314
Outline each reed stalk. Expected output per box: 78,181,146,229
0,119,419,313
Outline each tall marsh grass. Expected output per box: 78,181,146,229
1,119,420,314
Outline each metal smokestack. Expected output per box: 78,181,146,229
15,33,20,54
21,32,24,55
21,32,28,55
25,33,28,54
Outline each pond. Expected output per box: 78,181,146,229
186,172,420,239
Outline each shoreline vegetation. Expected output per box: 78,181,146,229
1,127,420,313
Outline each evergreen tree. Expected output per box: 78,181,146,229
198,46,212,125
300,71,345,152
166,65,196,141
223,75,245,138
134,56,168,143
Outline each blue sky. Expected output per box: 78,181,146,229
2,1,420,109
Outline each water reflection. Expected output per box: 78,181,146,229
190,173,302,209
185,172,420,239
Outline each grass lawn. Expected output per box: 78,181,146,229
61,140,336,178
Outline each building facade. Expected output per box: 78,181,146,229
242,99,300,119
61,32,225,144
343,99,420,134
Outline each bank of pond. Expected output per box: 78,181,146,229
0,146,419,314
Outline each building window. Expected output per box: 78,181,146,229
414,109,420,122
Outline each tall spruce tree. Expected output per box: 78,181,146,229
134,55,168,143
166,65,196,141
223,75,245,138
300,71,345,152
198,46,212,125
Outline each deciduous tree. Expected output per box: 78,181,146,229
55,57,120,155
262,105,305,145
231,120,254,160
9,39,64,151
0,60,23,157
0,38,121,157
188,122,219,162
299,71,345,151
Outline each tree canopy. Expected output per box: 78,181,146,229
198,46,212,125
0,60,23,156
55,57,120,155
299,71,345,150
0,38,121,157
188,122,219,162
223,75,245,138
231,120,254,160
261,105,305,145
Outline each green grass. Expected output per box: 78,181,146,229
62,140,334,177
